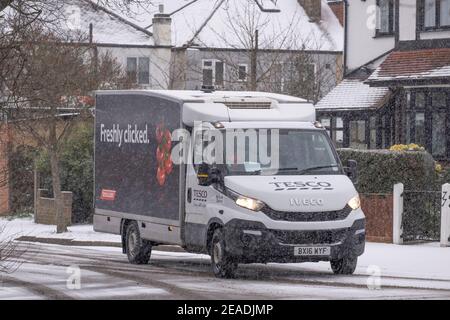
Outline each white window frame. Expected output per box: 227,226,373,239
283,62,317,88
237,64,248,82
299,62,317,83
202,59,226,87
126,56,150,85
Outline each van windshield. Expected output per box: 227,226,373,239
195,129,343,176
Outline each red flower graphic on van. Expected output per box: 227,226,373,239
155,123,173,186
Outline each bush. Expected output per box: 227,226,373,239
389,144,425,152
9,145,37,214
37,122,94,224
337,149,438,194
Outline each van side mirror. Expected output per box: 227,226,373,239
345,160,358,184
197,163,221,186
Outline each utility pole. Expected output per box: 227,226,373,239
250,29,258,91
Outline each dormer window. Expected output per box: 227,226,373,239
376,0,395,36
420,0,450,30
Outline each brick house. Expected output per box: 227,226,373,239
316,0,450,161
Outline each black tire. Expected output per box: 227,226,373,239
330,256,358,275
125,222,152,265
210,228,238,278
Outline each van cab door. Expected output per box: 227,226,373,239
184,127,214,249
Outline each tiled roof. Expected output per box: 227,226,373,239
368,48,450,83
315,79,391,111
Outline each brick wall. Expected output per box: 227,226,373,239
361,194,393,243
35,189,72,225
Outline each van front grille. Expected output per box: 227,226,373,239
271,228,348,245
261,205,353,222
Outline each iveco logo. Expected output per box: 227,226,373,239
289,198,324,206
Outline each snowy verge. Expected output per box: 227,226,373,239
0,217,120,243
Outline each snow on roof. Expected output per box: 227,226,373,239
315,79,391,111
62,0,154,46
1,0,154,46
116,0,343,51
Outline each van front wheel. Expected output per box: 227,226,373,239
126,222,152,264
210,229,238,278
330,256,357,275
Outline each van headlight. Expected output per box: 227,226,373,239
226,188,265,212
236,196,265,212
347,195,361,210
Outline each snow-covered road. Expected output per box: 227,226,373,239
1,241,450,300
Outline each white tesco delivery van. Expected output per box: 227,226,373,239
94,90,365,278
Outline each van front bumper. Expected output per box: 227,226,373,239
222,218,366,264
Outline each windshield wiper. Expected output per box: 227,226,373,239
277,167,300,172
297,164,339,175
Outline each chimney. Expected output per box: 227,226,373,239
298,0,322,22
327,1,344,26
152,7,172,47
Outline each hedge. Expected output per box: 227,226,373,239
37,122,94,224
337,149,437,194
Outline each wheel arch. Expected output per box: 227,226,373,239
120,219,133,254
205,218,224,253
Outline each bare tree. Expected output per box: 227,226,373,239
1,29,130,233
0,0,154,15
0,0,141,233
180,0,341,103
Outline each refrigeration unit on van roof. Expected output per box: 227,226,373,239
95,90,316,125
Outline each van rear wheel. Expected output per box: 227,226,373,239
126,222,152,264
330,256,357,275
210,229,237,278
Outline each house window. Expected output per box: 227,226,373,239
432,113,447,157
406,91,426,147
431,91,448,157
421,0,450,29
126,57,137,79
215,61,224,86
405,90,450,158
318,117,343,148
424,0,437,27
333,117,344,148
415,113,426,147
376,0,395,35
369,116,377,149
127,57,150,85
202,60,225,87
442,0,450,26
349,120,367,150
269,63,284,93
381,115,388,148
238,64,248,81
320,118,331,136
283,62,316,100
